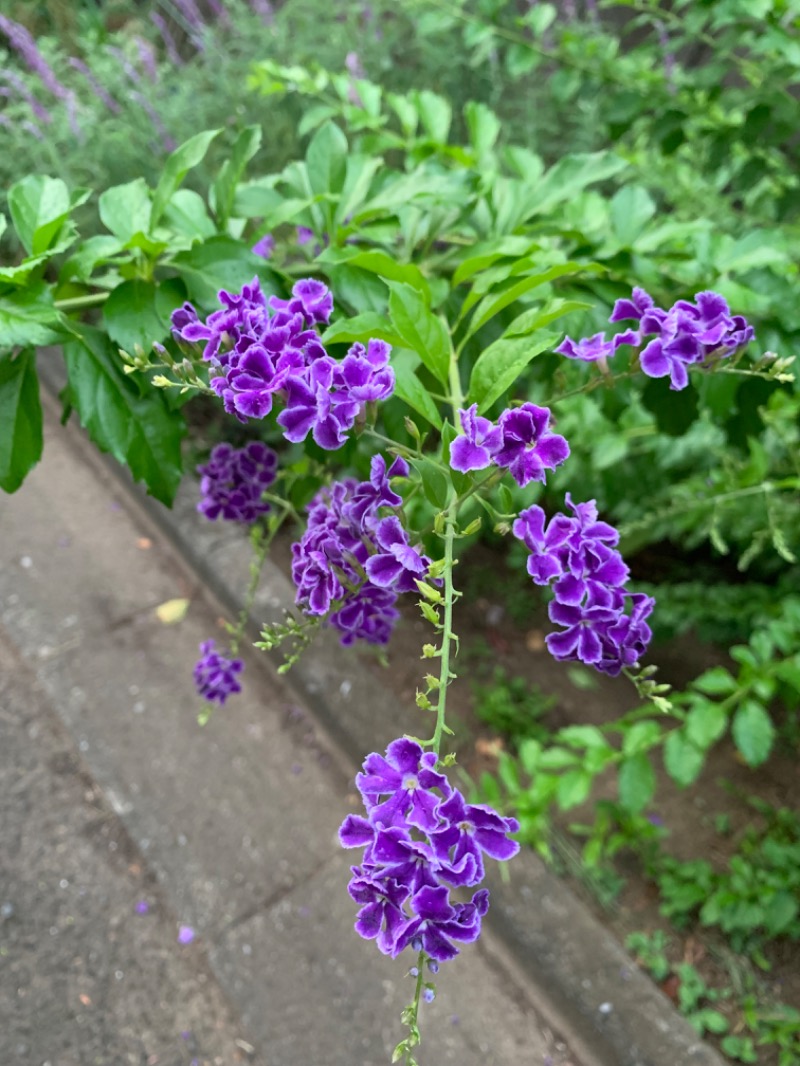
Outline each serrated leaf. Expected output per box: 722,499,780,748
686,701,728,750
63,324,184,504
557,769,592,810
99,178,152,243
410,457,449,509
306,120,348,197
212,124,261,227
618,752,655,814
0,349,43,493
0,283,63,348
172,237,277,307
391,349,442,429
731,699,775,767
151,129,221,229
663,730,706,787
388,282,450,385
692,666,738,696
465,262,594,340
102,279,183,354
468,333,557,413
8,174,72,255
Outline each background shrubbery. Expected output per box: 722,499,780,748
2,3,799,1061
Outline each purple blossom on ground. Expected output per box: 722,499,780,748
178,925,196,944
341,738,518,962
559,288,754,390
135,900,150,915
196,441,278,524
193,640,243,704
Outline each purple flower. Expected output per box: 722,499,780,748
135,900,150,915
346,454,408,527
560,288,754,390
356,738,452,833
196,441,278,524
514,495,653,674
450,404,503,472
0,15,70,100
512,505,574,585
193,640,243,704
67,57,120,113
393,885,490,962
431,790,519,883
150,12,183,66
339,340,395,403
329,585,399,645
269,278,334,326
494,403,569,487
252,233,275,259
364,516,431,593
342,737,518,963
178,924,196,944
277,358,360,449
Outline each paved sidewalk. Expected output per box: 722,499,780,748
0,406,578,1065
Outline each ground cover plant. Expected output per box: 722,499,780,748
2,2,799,1062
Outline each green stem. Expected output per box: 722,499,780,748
431,510,457,756
229,509,288,655
54,292,111,311
403,949,427,1065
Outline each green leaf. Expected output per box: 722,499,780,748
7,175,77,255
410,457,448,509
172,236,277,307
464,101,500,157
622,720,662,756
391,349,443,429
163,189,216,240
610,185,656,247
60,235,124,284
663,730,706,787
528,151,628,217
692,666,738,697
388,282,450,385
452,236,538,286
557,770,592,810
504,298,591,338
99,179,152,243
62,324,184,505
151,129,221,229
212,124,262,227
305,120,348,197
466,262,596,340
102,279,183,354
318,247,429,295
731,699,775,767
336,154,383,227
467,333,557,413
232,178,282,218
412,89,451,142
321,312,403,348
0,349,43,492
0,283,63,348
686,701,728,750
618,753,655,814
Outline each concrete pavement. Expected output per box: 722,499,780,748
0,404,578,1064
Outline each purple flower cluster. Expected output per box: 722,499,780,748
557,288,754,391
340,738,519,961
196,441,278,524
291,456,427,645
513,495,654,675
172,277,394,448
193,640,243,704
450,402,569,487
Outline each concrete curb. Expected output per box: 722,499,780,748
38,354,727,1066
